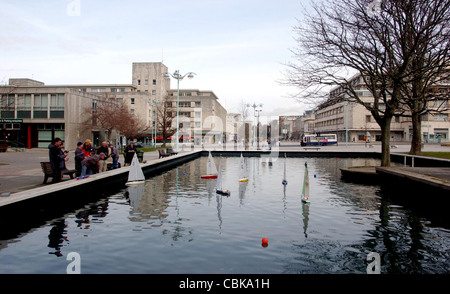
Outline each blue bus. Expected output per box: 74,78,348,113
301,133,337,146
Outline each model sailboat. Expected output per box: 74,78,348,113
201,152,218,179
282,153,288,185
238,153,248,182
216,157,230,196
125,154,145,186
301,162,310,203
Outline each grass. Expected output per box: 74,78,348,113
420,152,450,159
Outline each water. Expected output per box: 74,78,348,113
0,156,449,274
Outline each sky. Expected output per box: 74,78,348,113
0,0,309,119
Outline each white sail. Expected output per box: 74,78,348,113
127,154,145,183
301,162,310,203
239,153,248,182
206,152,218,175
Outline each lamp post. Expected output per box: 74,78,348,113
163,70,196,153
246,103,263,148
255,109,262,150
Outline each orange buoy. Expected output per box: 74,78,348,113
262,237,268,244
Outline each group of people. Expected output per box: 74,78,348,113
48,138,139,182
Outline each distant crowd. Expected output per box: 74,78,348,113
47,138,140,183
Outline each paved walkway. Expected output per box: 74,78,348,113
0,142,448,195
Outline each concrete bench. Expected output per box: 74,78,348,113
40,162,76,184
158,149,171,159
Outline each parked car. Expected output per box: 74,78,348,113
134,142,144,148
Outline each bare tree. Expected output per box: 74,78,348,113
157,96,176,147
81,97,149,142
283,0,449,166
396,0,450,154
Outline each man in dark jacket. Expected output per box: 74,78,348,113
48,137,64,183
74,142,85,177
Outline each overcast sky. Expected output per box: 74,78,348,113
0,0,310,118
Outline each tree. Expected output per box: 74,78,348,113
396,0,450,155
284,0,449,166
81,97,149,142
157,96,176,147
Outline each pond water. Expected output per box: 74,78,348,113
0,156,449,274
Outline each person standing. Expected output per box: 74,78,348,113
74,141,85,177
96,141,110,172
124,142,137,166
82,139,95,157
109,143,120,169
48,137,64,183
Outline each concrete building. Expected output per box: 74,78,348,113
313,75,450,143
0,62,228,150
166,89,228,145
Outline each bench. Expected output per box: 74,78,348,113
303,147,321,151
40,162,76,184
166,147,178,155
158,149,171,159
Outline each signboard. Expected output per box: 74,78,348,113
0,119,23,123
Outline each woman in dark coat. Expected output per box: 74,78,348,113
124,142,137,166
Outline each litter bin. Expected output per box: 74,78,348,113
136,150,144,163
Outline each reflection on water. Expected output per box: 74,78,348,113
0,156,448,274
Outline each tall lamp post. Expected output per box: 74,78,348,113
246,103,263,148
164,70,196,153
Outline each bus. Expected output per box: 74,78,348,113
301,133,337,146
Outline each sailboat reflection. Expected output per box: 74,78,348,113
126,184,145,213
302,202,310,238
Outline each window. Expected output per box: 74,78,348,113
130,109,135,115
153,79,156,85
366,115,371,123
145,79,148,85
195,111,201,118
130,98,135,104
195,121,201,128
33,94,48,118
395,116,400,123
50,94,65,118
433,114,448,121
152,90,156,95
179,101,191,107
137,80,141,85
195,101,201,107
117,98,123,104
91,88,105,93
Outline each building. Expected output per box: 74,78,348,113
0,62,228,149
313,75,450,143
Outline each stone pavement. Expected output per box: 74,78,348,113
0,142,448,195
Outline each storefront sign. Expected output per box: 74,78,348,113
0,119,23,123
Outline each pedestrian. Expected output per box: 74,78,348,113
96,141,110,172
48,137,64,183
74,141,85,177
82,139,95,157
59,143,69,171
80,153,105,177
124,142,137,166
109,143,120,169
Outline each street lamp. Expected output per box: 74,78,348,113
246,103,263,148
164,70,196,153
